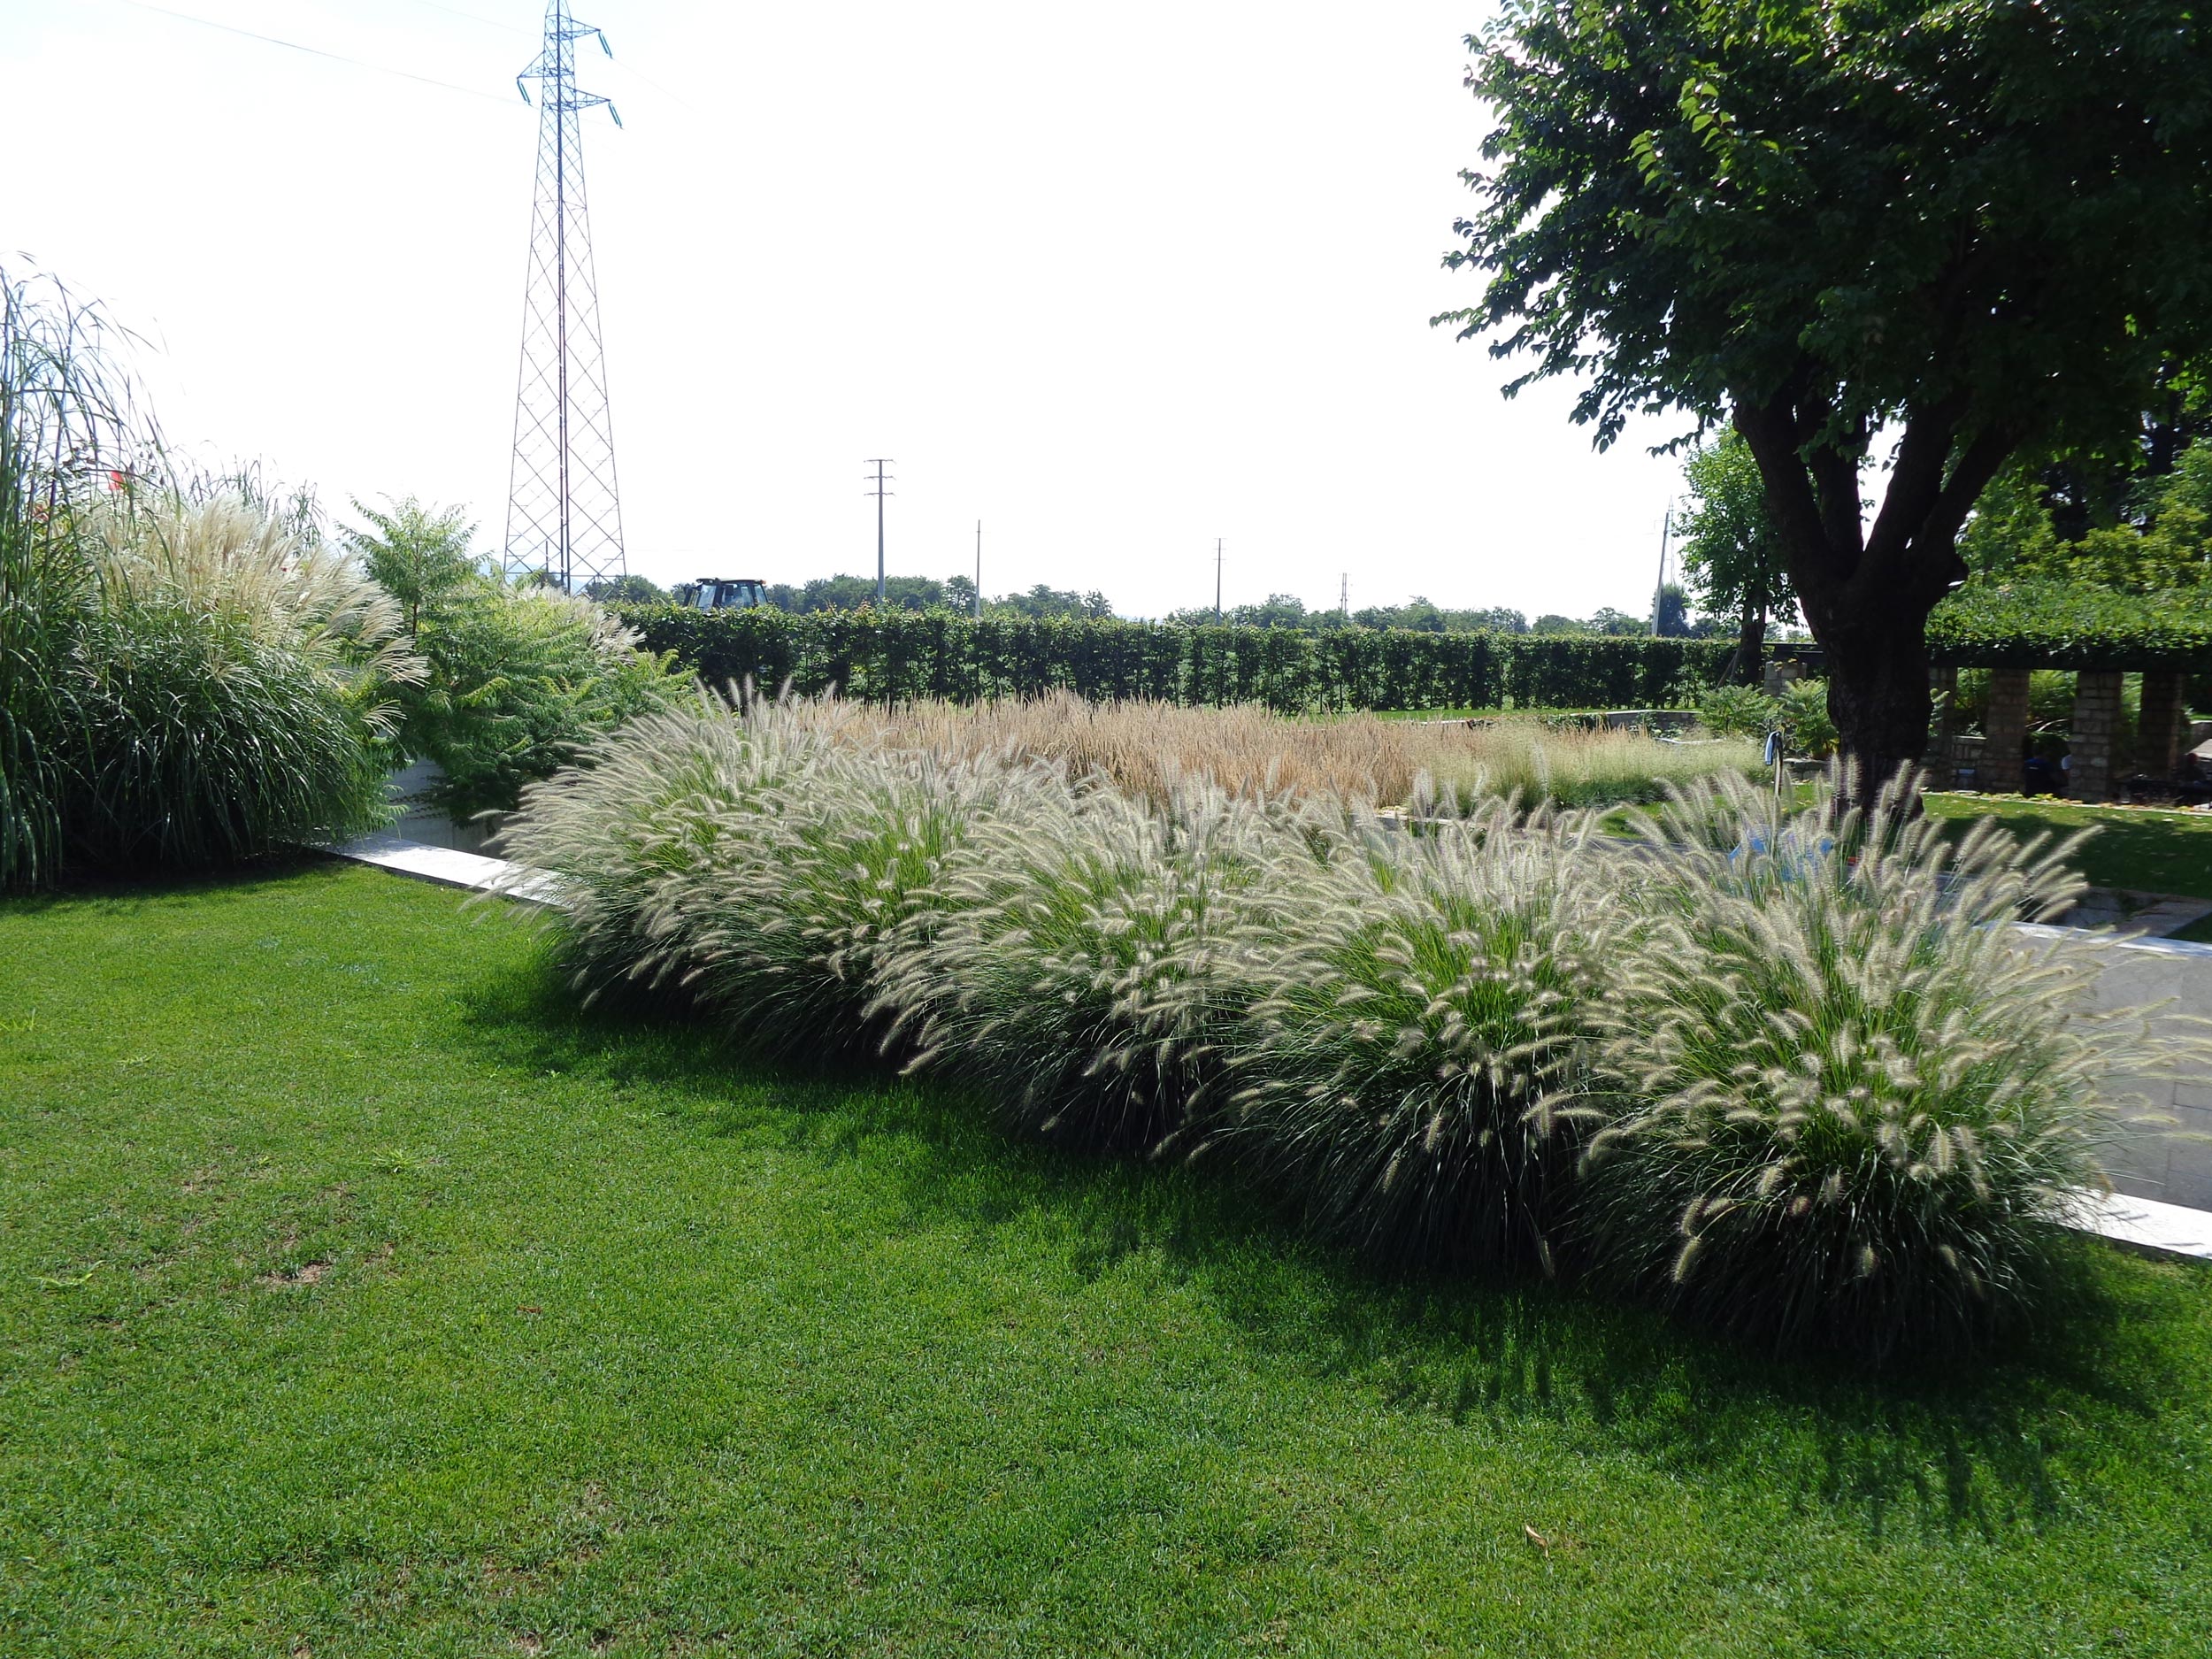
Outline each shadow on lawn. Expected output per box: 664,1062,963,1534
457,955,2206,1546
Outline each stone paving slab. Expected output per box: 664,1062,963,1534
2066,1191,2212,1261
330,831,567,908
329,834,2212,1264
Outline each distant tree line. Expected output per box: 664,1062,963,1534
592,571,1742,638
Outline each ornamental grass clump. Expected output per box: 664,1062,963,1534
1580,771,2150,1358
1217,799,1621,1271
499,694,1019,1056
871,775,1307,1152
64,493,411,869
495,695,820,1007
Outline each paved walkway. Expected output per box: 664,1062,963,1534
329,833,2212,1265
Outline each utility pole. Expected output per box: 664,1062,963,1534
1652,500,1673,636
864,458,895,604
504,1,626,592
973,519,983,618
1214,537,1224,623
1340,572,1348,618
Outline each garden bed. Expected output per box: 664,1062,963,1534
4,864,2210,1654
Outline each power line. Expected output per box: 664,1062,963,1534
108,0,516,104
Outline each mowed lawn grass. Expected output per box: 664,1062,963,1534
4,865,2212,1657
1921,795,2212,941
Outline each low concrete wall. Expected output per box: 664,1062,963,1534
2024,926,2212,1210
386,760,497,854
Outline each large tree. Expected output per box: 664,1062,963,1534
1441,0,2212,787
1674,433,1794,678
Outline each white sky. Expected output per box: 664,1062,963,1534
4,0,1697,620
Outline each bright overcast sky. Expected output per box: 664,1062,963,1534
4,0,1695,619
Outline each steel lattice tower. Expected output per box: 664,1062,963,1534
503,2,625,591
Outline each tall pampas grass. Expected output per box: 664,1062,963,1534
63,493,411,869
83,493,417,690
1217,801,1623,1270
1578,772,2155,1356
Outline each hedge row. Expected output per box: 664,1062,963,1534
1928,580,2212,671
617,607,1735,713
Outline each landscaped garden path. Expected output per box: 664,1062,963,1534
5,862,2212,1655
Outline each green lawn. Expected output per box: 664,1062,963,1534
1923,794,2212,940
4,864,2211,1656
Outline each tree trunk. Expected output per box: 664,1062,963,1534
1734,599,1767,686
1811,607,1938,798
1731,390,2017,808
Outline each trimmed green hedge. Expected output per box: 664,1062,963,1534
617,607,1734,713
1928,580,2212,671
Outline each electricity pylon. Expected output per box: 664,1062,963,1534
503,2,625,592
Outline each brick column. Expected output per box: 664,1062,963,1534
1926,665,1959,788
2139,670,2189,780
1979,667,2031,794
2070,671,2124,803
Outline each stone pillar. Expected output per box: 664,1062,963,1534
1926,664,1959,788
2139,670,2189,780
2070,671,2124,803
1979,667,2031,794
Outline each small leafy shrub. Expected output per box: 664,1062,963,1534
343,503,692,823
1776,678,1838,758
399,579,690,820
1579,772,2144,1357
872,777,1301,1150
1694,682,1781,741
1220,801,1621,1270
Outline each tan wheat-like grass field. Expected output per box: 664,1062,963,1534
787,691,1760,809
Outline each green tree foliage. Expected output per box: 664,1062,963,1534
764,574,950,613
1965,444,2212,595
1675,433,1795,676
1441,0,2212,788
585,573,668,606
988,583,1113,621
342,497,479,632
1352,599,1529,634
353,508,690,820
757,574,1115,620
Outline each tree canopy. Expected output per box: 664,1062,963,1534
1442,0,2212,780
1674,432,1795,671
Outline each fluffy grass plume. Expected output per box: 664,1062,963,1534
65,495,409,869
870,776,1314,1151
1219,799,1621,1270
495,695,814,1007
499,695,1014,1056
1580,771,2153,1357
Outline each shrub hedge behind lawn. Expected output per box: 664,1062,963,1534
618,605,1736,713
503,695,2168,1363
